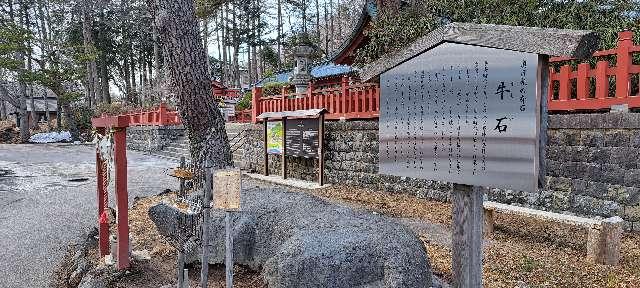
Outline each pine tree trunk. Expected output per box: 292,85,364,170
123,56,132,103
151,0,232,171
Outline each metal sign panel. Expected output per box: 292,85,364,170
379,42,541,192
213,169,241,211
285,119,320,158
266,121,283,154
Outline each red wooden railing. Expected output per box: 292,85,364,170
548,31,640,111
119,103,182,126
229,109,252,123
251,75,380,123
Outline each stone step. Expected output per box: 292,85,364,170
164,146,190,154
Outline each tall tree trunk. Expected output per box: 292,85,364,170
151,0,232,171
0,100,6,120
43,88,50,130
315,0,320,40
82,0,99,107
152,9,162,81
221,6,227,84
277,0,282,69
130,52,137,103
203,18,211,77
100,56,110,103
123,56,132,103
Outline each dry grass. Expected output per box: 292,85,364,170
313,185,640,288
110,193,265,288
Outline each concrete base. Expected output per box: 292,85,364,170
244,173,329,190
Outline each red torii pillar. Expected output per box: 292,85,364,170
91,115,130,270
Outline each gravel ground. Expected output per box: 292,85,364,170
0,144,177,288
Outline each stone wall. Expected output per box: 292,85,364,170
236,113,640,231
126,125,186,152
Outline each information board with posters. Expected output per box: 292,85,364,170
285,118,320,158
266,121,283,154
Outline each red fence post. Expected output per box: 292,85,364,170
95,127,109,258
113,128,129,270
252,87,262,123
341,76,348,115
559,65,571,101
281,86,287,111
158,102,167,125
577,63,590,100
616,31,633,99
595,61,609,99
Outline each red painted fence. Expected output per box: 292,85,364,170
548,31,640,111
250,76,380,123
117,103,182,126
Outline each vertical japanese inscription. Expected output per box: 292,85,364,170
379,43,540,192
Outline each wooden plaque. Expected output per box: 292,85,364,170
213,169,241,211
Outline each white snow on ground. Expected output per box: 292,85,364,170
28,131,72,143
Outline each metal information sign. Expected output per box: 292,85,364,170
285,118,320,158
213,169,241,211
266,121,283,154
379,42,541,192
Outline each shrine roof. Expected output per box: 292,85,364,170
360,22,599,82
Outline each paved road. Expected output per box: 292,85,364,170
0,144,177,288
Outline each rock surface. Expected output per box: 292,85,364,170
149,187,433,288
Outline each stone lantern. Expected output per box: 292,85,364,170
290,45,314,94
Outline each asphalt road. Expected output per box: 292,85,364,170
0,144,177,288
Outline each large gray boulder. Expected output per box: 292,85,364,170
149,187,433,287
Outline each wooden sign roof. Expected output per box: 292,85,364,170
361,22,599,82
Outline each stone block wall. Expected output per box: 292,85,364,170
236,113,640,230
126,125,186,152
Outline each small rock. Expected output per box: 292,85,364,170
132,249,151,261
77,274,107,288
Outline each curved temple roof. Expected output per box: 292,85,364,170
361,22,599,82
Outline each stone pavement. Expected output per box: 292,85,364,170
0,144,177,287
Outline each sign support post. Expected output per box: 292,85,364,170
282,117,287,179
200,160,213,288
225,211,233,288
263,118,269,176
318,113,325,186
451,184,484,288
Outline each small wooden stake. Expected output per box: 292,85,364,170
263,119,269,176
451,184,484,288
282,118,287,179
318,113,325,186
200,162,213,288
177,251,185,288
225,211,234,288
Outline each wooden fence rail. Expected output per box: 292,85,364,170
548,31,640,111
117,103,182,126
250,76,380,123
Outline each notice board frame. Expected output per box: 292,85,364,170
259,109,327,186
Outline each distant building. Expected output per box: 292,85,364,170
3,85,58,127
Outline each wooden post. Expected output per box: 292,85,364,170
577,63,590,100
176,252,185,288
225,211,234,288
95,127,109,257
263,119,269,176
483,208,495,235
341,76,348,115
558,65,571,101
159,102,167,125
282,118,287,179
587,216,623,265
595,61,609,99
451,184,484,288
616,31,633,99
251,87,262,123
179,156,186,198
113,128,130,270
318,113,325,186
200,162,213,288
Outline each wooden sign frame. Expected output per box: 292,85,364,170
261,110,326,186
